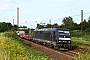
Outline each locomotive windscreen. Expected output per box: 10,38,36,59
58,30,70,38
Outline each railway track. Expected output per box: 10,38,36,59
62,50,78,57
22,39,78,60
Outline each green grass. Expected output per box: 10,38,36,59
72,37,90,51
83,32,90,41
71,32,90,45
0,31,53,60
72,37,90,45
74,52,90,60
71,33,90,60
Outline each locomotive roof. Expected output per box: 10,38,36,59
34,28,69,31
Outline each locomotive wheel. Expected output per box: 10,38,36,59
69,44,72,50
43,42,46,46
49,44,54,48
54,45,59,50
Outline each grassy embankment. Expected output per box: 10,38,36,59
71,32,90,60
0,31,53,60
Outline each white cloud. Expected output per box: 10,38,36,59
0,4,15,11
24,0,34,2
0,7,7,11
44,0,75,2
0,19,11,22
2,0,15,3
28,0,75,2
53,14,64,19
4,0,12,2
54,15,61,19
21,17,43,23
35,18,43,21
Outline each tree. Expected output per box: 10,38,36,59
51,23,58,27
19,26,27,28
7,23,12,30
45,24,51,28
83,19,88,31
62,16,74,31
73,23,79,30
12,25,18,30
37,24,44,29
88,16,90,23
53,23,58,26
86,16,90,31
45,23,58,28
0,22,12,32
37,23,59,28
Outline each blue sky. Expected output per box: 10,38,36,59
0,0,90,28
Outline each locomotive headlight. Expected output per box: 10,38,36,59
57,41,61,42
57,40,62,42
68,41,71,43
59,41,61,42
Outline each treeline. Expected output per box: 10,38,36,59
62,16,90,32
0,16,90,33
37,16,90,32
0,22,28,32
0,22,12,32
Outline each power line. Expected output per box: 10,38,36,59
59,3,90,15
84,12,90,15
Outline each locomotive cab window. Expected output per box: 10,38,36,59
58,30,70,38
58,30,70,35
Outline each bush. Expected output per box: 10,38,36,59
70,31,81,37
74,52,90,60
3,30,18,39
0,31,53,60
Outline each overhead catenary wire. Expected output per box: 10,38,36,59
59,2,90,15
50,12,90,21
16,2,90,27
50,2,90,22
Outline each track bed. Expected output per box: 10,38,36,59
22,39,78,60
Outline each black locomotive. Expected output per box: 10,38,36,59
33,28,72,49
